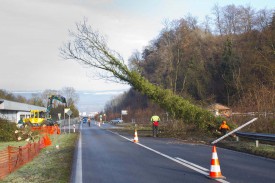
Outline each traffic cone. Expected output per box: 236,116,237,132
207,146,226,179
133,129,139,143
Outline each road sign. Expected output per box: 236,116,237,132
65,108,72,116
121,110,128,115
67,110,73,116
64,108,70,114
64,108,73,134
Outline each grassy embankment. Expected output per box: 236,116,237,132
1,133,78,183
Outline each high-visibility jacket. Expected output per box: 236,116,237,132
219,122,230,130
151,115,160,126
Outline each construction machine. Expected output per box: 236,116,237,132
23,95,67,126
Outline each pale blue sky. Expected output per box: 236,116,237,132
114,0,272,21
0,0,274,92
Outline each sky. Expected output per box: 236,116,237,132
0,0,274,93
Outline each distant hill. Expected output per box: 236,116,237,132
76,90,126,113
12,90,127,114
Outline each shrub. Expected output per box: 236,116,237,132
0,118,17,141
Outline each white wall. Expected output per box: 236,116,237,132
0,110,17,122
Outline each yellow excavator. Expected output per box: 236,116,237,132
23,95,67,126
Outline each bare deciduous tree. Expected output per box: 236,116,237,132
128,50,143,73
41,89,58,107
60,20,132,85
212,4,223,35
61,87,79,107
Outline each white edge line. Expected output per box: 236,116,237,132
175,157,209,172
107,130,230,183
75,123,82,183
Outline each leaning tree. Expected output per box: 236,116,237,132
60,20,216,131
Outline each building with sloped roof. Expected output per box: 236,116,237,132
207,103,232,117
0,99,46,123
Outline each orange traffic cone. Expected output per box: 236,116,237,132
207,146,225,179
133,129,139,143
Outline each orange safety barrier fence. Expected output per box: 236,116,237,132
31,125,61,135
0,126,59,180
0,140,42,179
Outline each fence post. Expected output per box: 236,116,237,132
35,142,37,155
8,146,12,173
256,140,259,147
28,143,31,161
19,146,23,166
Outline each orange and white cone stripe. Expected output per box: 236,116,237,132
133,129,139,143
207,146,225,179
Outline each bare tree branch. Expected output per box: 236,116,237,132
60,19,131,84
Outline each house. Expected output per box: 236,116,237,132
0,99,46,123
207,103,232,117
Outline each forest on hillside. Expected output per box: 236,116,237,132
104,4,275,124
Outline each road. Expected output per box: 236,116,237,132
71,122,275,183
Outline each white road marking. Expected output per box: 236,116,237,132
107,130,230,183
175,157,209,172
75,123,82,183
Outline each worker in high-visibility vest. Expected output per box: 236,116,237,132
151,115,160,137
219,120,230,135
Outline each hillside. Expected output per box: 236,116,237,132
103,5,275,133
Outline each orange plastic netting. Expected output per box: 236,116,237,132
0,141,41,179
31,125,61,135
0,126,60,179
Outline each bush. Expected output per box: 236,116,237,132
0,118,17,141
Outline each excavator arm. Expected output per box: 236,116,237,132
46,95,67,114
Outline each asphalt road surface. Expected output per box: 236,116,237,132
71,122,275,183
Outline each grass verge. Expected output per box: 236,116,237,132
1,133,78,183
0,141,29,151
217,139,275,159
